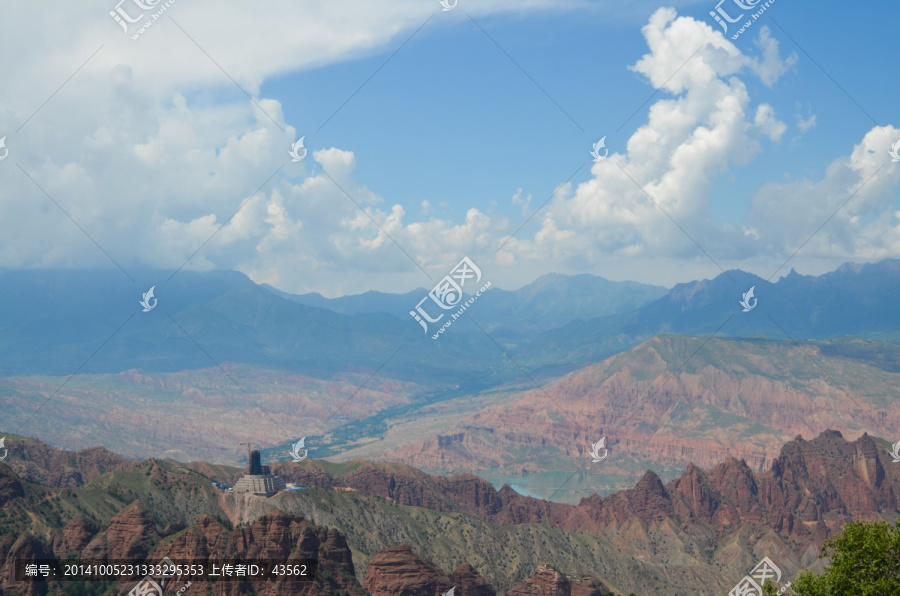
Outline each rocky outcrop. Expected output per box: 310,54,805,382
82,502,158,560
2,535,53,596
581,471,674,527
362,544,502,596
364,544,455,596
505,565,610,596
0,465,368,596
363,544,496,596
153,512,366,596
55,519,99,555
1,439,136,488
564,431,900,555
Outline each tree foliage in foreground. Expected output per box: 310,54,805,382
793,520,900,595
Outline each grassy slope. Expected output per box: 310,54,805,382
227,487,726,595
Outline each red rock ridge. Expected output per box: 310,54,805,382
273,431,900,581
364,544,458,596
505,564,611,596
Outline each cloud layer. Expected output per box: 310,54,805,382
0,3,897,296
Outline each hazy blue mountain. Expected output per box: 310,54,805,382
264,285,428,320
0,269,504,388
519,259,900,369
3,260,900,386
271,273,668,333
474,273,668,335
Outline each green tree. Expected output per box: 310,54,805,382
793,520,900,595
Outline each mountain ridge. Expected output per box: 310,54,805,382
3,259,900,383
2,430,898,594
364,334,900,500
519,258,900,369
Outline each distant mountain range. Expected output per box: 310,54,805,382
1,259,899,384
0,268,488,386
518,259,900,371
0,268,665,385
274,273,668,334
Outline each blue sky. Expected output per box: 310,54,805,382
0,1,898,296
266,1,894,226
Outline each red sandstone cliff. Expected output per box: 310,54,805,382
386,336,900,474
505,565,611,596
364,544,458,596
3,430,899,595
277,430,900,581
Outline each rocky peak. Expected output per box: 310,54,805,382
670,462,717,522
704,457,760,524
364,544,455,596
3,535,52,596
155,511,366,595
505,564,611,596
82,501,158,560
623,470,673,522
57,519,99,555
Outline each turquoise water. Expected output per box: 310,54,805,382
473,469,629,504
506,483,543,499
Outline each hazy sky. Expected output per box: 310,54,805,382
0,1,898,296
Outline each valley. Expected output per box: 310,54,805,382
318,335,900,500
0,366,422,464
7,333,899,503
3,262,900,590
